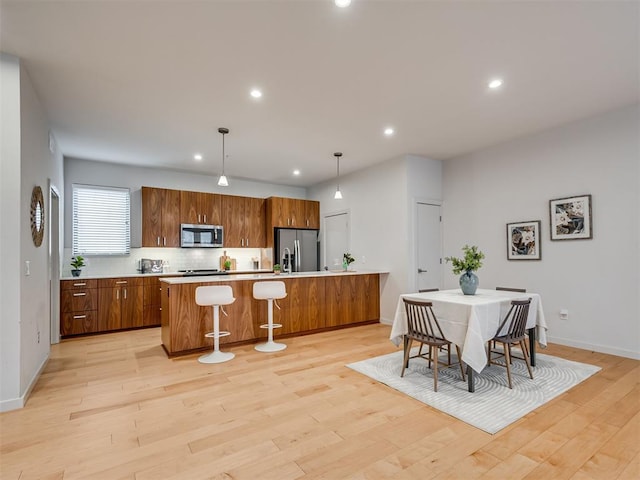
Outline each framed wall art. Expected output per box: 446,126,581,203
507,220,541,260
549,194,592,240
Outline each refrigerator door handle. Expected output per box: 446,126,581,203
295,239,300,272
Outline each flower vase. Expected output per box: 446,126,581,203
71,269,81,277
459,271,478,295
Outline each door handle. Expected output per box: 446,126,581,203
418,268,428,273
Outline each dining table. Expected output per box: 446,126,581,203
390,288,548,392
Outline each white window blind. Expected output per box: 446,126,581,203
72,184,130,255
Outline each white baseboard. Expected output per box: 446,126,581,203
540,335,639,360
0,353,49,413
0,396,24,412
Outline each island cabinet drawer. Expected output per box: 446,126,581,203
61,288,97,312
61,311,98,336
61,279,98,290
98,277,143,288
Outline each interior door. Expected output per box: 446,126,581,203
323,212,349,270
416,202,442,291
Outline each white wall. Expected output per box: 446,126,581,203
0,54,23,411
64,158,307,249
0,55,64,411
20,63,64,395
442,105,640,359
308,155,443,323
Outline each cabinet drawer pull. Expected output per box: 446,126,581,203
124,288,127,299
116,281,127,284
73,315,87,319
73,282,87,287
157,236,160,246
73,292,87,297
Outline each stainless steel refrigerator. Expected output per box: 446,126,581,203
274,228,319,272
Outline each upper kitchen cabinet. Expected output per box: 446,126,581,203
266,197,319,229
304,200,320,229
265,197,320,247
222,195,265,248
141,187,181,247
180,191,222,225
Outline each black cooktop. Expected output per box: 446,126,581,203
178,269,228,277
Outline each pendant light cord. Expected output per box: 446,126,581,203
221,132,225,175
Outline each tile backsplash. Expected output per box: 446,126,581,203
63,247,272,277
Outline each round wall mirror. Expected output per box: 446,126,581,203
30,185,45,247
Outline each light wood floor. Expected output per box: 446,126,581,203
1,324,638,480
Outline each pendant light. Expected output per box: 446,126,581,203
217,127,229,187
334,152,343,199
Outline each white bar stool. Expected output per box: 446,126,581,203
195,285,236,364
253,281,287,352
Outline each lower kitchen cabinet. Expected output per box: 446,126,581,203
60,279,98,336
98,277,143,331
161,273,381,356
143,276,164,327
61,275,168,337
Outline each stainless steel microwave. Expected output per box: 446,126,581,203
180,224,224,248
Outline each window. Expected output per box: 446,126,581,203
72,184,130,255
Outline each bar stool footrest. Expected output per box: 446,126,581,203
205,331,231,338
259,324,282,329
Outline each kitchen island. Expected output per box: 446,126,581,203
160,270,385,356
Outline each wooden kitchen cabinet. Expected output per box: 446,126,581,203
325,274,380,328
161,273,380,356
265,197,320,246
180,190,222,226
97,277,143,331
60,279,98,336
222,194,265,247
304,200,320,229
255,277,325,337
141,187,181,247
143,276,164,327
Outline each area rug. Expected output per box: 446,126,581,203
346,349,600,434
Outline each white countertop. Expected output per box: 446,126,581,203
160,269,388,284
60,270,273,280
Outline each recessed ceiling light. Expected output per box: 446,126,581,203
384,127,394,136
194,153,203,161
293,169,301,176
488,78,503,89
335,0,351,7
250,89,262,98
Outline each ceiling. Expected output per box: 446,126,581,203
2,1,638,188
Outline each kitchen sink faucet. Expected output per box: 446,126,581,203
282,248,292,274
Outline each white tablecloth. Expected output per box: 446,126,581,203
389,289,548,373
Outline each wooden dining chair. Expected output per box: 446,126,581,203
494,287,530,356
402,298,465,392
414,288,450,362
487,298,534,388
496,287,526,293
